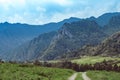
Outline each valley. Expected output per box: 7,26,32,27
0,60,120,80
0,0,120,79
0,62,75,80
0,12,120,80
1,12,120,61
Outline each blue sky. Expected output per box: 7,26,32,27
0,0,120,24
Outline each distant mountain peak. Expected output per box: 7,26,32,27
97,12,120,18
69,17,80,19
2,22,10,24
1,12,120,61
96,12,120,26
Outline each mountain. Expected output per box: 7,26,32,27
40,20,107,60
39,13,120,60
103,15,120,35
7,19,107,61
0,17,80,57
88,12,120,27
94,31,120,57
61,15,120,58
6,32,56,61
61,31,120,59
1,12,120,61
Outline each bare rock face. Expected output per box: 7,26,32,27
64,15,120,58
94,32,120,57
41,20,107,60
77,32,120,57
4,13,120,61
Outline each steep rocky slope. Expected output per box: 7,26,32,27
64,32,120,58
41,20,107,60
2,12,120,61
0,17,80,57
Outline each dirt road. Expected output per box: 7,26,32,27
68,73,77,80
82,72,91,80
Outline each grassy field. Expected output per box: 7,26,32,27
0,63,75,80
75,72,83,80
87,70,120,80
72,56,120,64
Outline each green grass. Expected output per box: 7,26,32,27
87,70,120,80
75,72,83,80
0,63,75,80
72,56,120,64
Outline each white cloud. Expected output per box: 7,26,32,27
36,7,46,12
0,0,26,7
0,0,119,24
7,14,24,23
50,0,73,6
116,3,120,11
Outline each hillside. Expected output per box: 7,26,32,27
0,63,74,80
7,32,56,61
1,12,120,61
103,15,120,35
41,20,107,60
61,15,120,59
27,13,120,60
0,17,80,57
96,12,120,26
67,31,120,58
87,12,120,26
94,31,120,57
8,19,107,61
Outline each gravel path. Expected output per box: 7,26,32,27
82,72,91,80
68,73,77,80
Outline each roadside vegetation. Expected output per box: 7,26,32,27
72,56,120,64
0,56,120,80
0,63,74,80
75,72,83,80
87,70,120,80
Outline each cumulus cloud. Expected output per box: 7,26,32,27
0,0,119,24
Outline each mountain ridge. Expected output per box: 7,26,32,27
0,17,80,57
1,12,120,61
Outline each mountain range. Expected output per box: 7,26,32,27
64,31,120,58
0,12,120,61
0,17,80,58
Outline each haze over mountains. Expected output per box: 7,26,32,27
0,12,120,61
0,17,80,57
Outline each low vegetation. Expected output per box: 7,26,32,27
33,58,120,72
75,72,83,80
0,57,120,80
0,63,75,80
72,56,120,64
87,70,120,80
